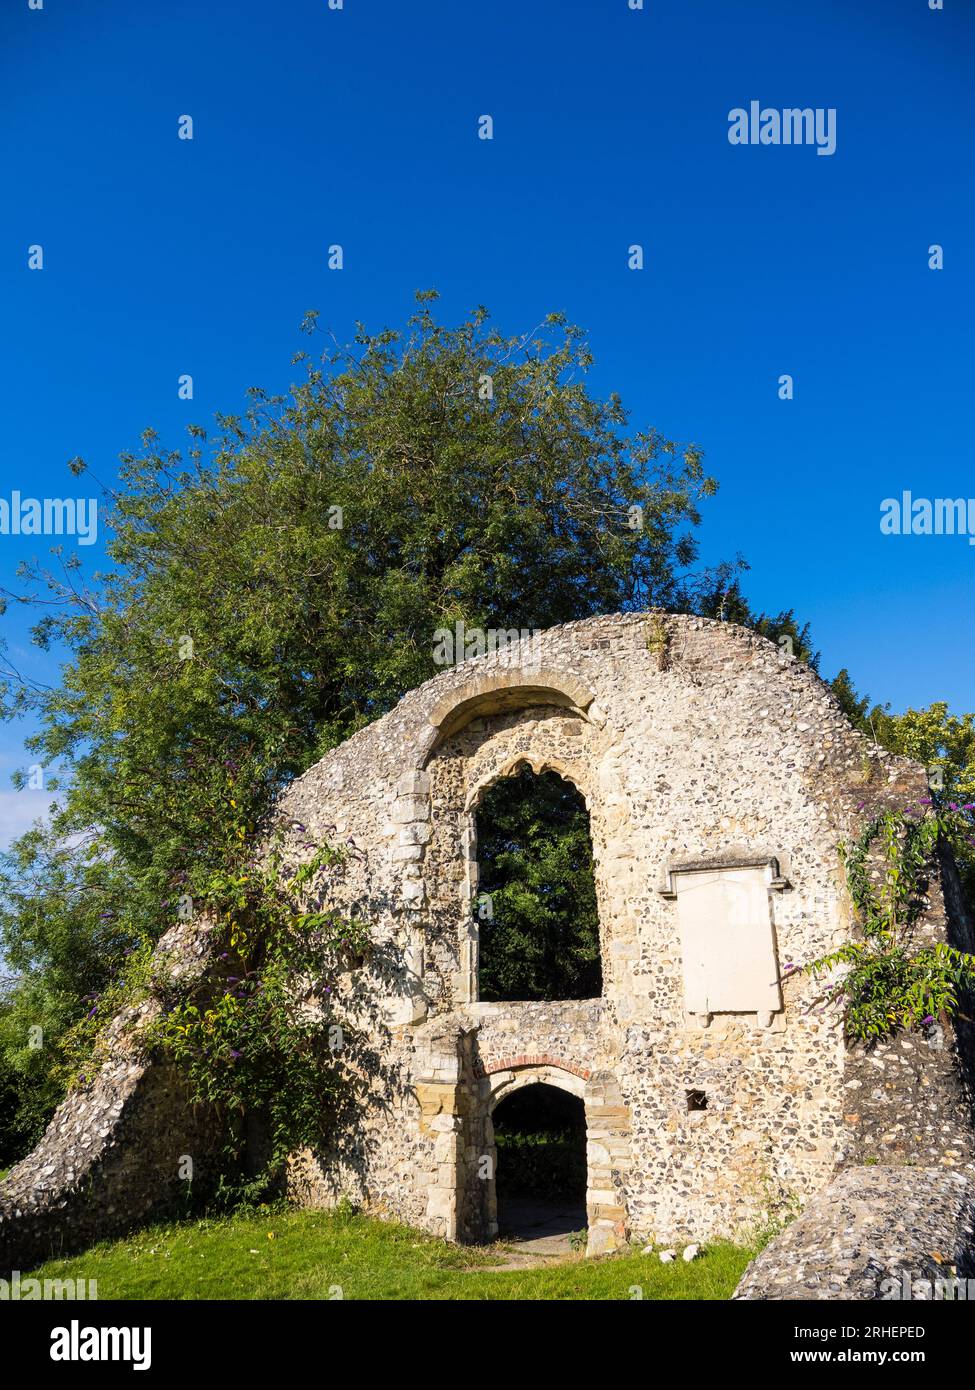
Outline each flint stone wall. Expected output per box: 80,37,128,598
0,920,222,1274
734,1167,975,1299
2,609,974,1273
276,611,975,1252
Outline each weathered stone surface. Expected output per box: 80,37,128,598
2,610,973,1273
0,917,224,1273
273,611,975,1255
734,1167,975,1299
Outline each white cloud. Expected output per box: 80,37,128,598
0,790,56,851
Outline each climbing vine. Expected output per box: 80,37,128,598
62,760,369,1202
153,839,368,1190
805,803,975,1043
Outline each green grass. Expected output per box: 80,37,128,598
29,1207,755,1300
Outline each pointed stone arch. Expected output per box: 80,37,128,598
463,753,591,813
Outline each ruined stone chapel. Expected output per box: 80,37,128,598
3,611,975,1292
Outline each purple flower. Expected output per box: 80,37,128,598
229,1048,242,1059
921,1015,935,1025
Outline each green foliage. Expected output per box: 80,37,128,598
0,296,718,1161
148,828,368,1195
861,705,975,902
475,768,601,1001
644,612,670,669
2,749,367,1196
845,705,975,806
805,806,975,1042
0,979,70,1161
819,682,975,899
494,1130,587,1198
60,938,157,1089
58,778,367,1197
830,668,871,729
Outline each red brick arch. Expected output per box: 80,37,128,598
476,1054,591,1081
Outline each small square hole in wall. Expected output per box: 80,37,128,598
685,1089,708,1113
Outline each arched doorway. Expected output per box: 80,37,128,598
491,1081,587,1248
474,765,602,1002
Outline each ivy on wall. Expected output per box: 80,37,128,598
805,804,975,1043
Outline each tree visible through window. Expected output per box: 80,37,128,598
475,766,602,1001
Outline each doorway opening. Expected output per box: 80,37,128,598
492,1082,587,1247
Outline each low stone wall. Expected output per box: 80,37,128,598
0,919,223,1274
734,1167,975,1300
839,1027,975,1170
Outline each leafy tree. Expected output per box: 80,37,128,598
0,294,718,1162
696,579,975,899
828,668,870,730
848,701,975,899
476,768,601,1001
2,291,970,1167
696,574,820,670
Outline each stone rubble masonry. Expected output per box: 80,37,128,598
2,610,974,1283
733,1167,975,1299
0,917,224,1274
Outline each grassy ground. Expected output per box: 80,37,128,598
29,1207,756,1300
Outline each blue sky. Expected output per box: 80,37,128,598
0,0,972,846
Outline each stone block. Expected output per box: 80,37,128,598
398,823,432,846
397,770,431,797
